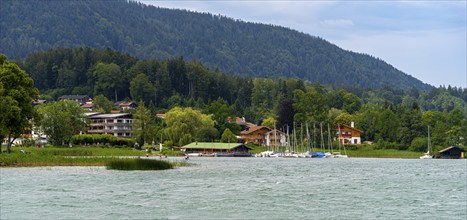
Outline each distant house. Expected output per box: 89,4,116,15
240,126,272,145
438,146,465,159
115,101,137,111
58,95,91,105
336,122,362,145
234,117,256,130
81,103,93,111
85,112,132,138
32,99,48,106
155,114,166,119
181,142,253,156
265,129,287,147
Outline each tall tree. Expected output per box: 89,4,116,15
93,94,115,113
92,62,122,101
0,54,38,153
130,73,155,105
164,107,215,146
132,102,156,146
36,100,87,146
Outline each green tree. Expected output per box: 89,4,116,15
130,73,155,105
163,107,215,146
0,54,38,153
37,100,87,146
293,88,329,123
92,62,122,101
203,97,234,135
221,128,237,143
132,102,157,147
93,94,115,113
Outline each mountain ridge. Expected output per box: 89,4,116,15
0,0,432,91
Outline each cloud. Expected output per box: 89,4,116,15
320,19,354,28
139,0,466,87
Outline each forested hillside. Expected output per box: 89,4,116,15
9,48,465,148
1,0,431,91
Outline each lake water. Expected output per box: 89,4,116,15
1,157,466,219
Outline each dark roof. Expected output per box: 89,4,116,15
439,146,466,153
59,95,90,100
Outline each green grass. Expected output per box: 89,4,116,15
0,147,190,169
346,149,422,158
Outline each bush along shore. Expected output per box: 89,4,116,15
0,147,188,170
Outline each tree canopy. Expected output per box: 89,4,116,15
0,54,38,153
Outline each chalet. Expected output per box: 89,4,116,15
438,146,465,159
115,101,137,111
85,112,132,138
58,95,91,105
81,103,93,111
265,129,288,147
181,142,253,157
336,122,362,145
240,126,272,145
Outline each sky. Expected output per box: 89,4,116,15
141,1,467,88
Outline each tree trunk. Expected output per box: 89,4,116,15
6,133,12,154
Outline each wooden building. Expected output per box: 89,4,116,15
265,129,287,147
438,146,465,159
240,126,272,145
182,142,253,156
336,122,362,145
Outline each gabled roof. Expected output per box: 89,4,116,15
336,123,362,132
81,103,93,108
265,129,285,135
240,126,272,135
439,146,466,153
182,142,253,150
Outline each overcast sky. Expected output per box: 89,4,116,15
141,1,466,88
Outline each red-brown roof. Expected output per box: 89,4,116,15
81,103,93,108
240,126,272,135
336,123,362,132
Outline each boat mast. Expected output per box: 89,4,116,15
320,123,325,152
327,123,333,154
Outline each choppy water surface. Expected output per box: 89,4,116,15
1,158,466,219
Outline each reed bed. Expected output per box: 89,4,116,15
106,159,174,170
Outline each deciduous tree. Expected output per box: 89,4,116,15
0,54,38,153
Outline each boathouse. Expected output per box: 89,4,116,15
181,142,253,156
438,146,465,159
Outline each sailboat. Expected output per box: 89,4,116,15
420,125,433,159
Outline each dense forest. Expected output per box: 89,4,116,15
1,0,431,91
12,48,466,149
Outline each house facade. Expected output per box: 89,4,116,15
240,126,272,145
115,101,137,111
86,113,133,138
265,129,287,147
336,122,362,145
58,95,91,105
